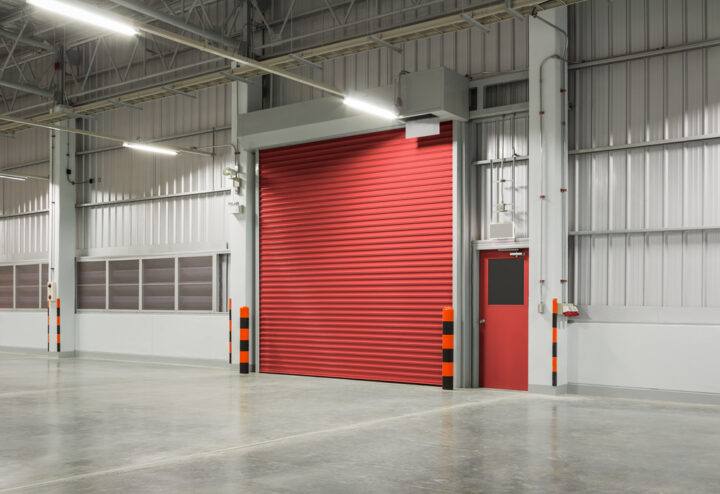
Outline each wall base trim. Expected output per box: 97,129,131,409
528,384,568,395
0,347,76,358
567,383,720,406
75,351,229,369
0,346,47,355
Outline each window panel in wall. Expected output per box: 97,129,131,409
109,260,139,310
142,258,175,310
77,261,106,309
178,256,212,311
0,266,13,309
41,264,49,308
15,264,40,309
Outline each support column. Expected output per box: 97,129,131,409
48,119,77,355
228,74,261,370
528,7,568,393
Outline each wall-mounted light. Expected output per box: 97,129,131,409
343,96,398,120
122,142,178,156
27,0,139,36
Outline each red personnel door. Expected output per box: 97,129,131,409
479,249,529,391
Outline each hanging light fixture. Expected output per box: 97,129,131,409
122,142,178,156
27,0,139,37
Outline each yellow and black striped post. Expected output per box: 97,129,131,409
56,298,61,353
239,306,250,374
552,298,558,387
442,306,454,390
228,298,233,364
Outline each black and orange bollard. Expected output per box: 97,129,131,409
47,298,50,352
239,306,250,374
56,298,61,353
228,298,233,364
551,298,558,387
442,306,454,390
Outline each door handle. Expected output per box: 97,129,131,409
479,319,486,324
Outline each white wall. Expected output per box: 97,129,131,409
76,313,228,361
568,321,720,394
0,312,47,350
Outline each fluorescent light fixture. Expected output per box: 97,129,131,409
0,173,27,182
343,96,398,120
27,0,139,37
122,142,178,156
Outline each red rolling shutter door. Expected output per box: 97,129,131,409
259,124,453,385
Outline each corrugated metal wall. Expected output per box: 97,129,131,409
271,19,528,106
570,0,720,309
76,84,233,257
0,129,49,262
475,114,529,240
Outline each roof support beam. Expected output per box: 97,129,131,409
0,79,53,98
0,113,213,156
138,24,345,97
0,27,51,51
108,0,239,49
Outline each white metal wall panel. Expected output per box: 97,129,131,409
570,0,720,308
475,114,529,240
271,19,528,106
76,84,232,256
1,129,49,263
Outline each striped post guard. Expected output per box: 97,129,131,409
552,298,558,387
442,306,454,390
239,306,250,374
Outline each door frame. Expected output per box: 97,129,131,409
471,239,529,388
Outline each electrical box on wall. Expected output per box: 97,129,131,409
489,222,515,239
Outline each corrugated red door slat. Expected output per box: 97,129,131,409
259,124,453,385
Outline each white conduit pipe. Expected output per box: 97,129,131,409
534,10,569,311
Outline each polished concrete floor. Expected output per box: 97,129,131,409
1,353,719,493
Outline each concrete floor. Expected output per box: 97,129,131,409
1,354,719,493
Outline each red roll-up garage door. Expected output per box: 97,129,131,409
259,123,453,385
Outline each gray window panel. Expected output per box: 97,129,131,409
109,260,139,284
108,260,139,310
143,258,174,284
77,262,106,309
15,264,40,309
77,261,106,285
0,266,13,309
178,256,213,283
178,283,213,311
109,285,139,310
41,264,48,308
143,258,175,310
77,285,106,310
142,284,175,310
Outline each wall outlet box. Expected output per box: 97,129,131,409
489,222,514,239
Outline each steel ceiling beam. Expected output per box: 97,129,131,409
0,26,51,51
138,24,345,97
108,0,239,49
0,113,213,157
0,78,52,98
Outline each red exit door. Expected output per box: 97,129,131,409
479,249,529,391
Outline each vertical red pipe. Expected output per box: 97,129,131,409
442,307,454,390
239,306,249,374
